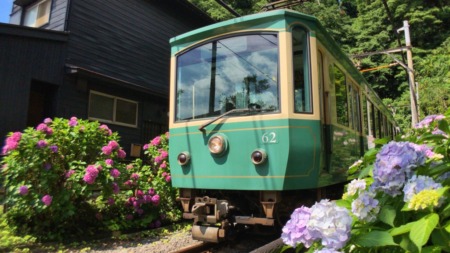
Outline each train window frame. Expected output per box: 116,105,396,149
174,32,281,122
291,26,312,114
88,90,138,128
333,65,349,127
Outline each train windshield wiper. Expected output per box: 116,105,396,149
198,107,262,132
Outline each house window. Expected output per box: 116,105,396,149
89,91,138,127
23,0,51,28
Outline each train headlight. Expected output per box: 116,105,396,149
251,149,267,165
177,152,191,165
208,134,228,155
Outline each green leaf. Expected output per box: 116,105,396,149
379,205,396,227
354,230,397,247
410,213,439,251
390,222,414,236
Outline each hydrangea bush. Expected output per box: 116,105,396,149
1,117,128,240
1,118,179,241
280,113,450,253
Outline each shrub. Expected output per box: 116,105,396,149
1,118,180,242
280,113,450,253
0,117,128,240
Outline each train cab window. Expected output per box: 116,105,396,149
175,33,280,121
333,66,348,126
292,26,311,113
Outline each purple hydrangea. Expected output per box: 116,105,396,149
281,206,315,248
415,114,445,129
371,141,427,196
36,140,48,148
403,175,442,202
314,249,342,253
351,191,380,223
148,188,155,196
107,198,115,205
42,195,53,206
307,199,352,250
19,185,29,195
49,145,58,153
112,182,120,194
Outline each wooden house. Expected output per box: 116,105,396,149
0,0,213,157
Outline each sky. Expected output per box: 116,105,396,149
0,0,13,23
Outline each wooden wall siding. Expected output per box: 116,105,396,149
66,0,213,97
46,0,68,31
0,24,68,142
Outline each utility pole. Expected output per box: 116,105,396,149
397,21,418,127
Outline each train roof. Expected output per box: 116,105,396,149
169,9,395,123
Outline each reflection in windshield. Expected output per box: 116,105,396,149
175,34,279,121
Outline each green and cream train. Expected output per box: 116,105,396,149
168,10,396,242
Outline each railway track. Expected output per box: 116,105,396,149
170,229,285,253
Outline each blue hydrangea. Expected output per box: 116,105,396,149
403,175,442,202
281,206,315,248
308,199,352,250
351,191,379,222
372,141,428,196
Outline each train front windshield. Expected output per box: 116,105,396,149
175,33,279,121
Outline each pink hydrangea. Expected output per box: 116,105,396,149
108,140,119,150
110,168,120,178
131,173,139,180
165,175,171,182
99,124,112,136
102,145,113,156
105,159,114,167
68,116,78,127
151,194,160,205
148,188,155,196
160,150,168,159
150,136,161,146
2,132,22,154
42,195,53,206
65,169,75,178
43,118,52,124
126,164,134,170
160,162,167,169
117,149,126,159
143,144,149,150
83,173,96,184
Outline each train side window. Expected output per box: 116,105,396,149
292,26,311,113
333,66,348,126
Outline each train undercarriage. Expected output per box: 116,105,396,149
177,186,343,243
